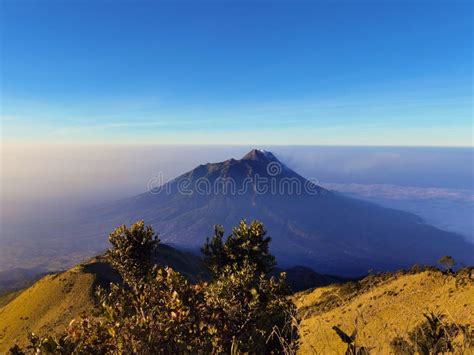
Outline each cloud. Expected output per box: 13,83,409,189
321,182,474,203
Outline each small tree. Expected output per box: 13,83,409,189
202,220,276,277
203,220,298,353
438,255,456,273
93,221,212,353
107,220,158,286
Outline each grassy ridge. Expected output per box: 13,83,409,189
0,244,207,352
293,269,474,353
0,290,25,309
0,266,97,352
1,261,472,352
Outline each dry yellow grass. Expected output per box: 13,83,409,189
1,265,472,354
0,266,97,352
0,290,24,309
293,270,474,354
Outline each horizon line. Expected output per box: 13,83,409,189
2,142,473,149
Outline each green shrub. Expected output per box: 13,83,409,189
203,220,298,353
11,220,299,354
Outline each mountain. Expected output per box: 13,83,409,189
2,149,472,276
81,149,473,276
0,268,48,293
272,266,346,292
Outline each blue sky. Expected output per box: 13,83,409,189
0,0,472,145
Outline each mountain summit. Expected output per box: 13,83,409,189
241,149,278,162
157,149,313,196
87,150,473,276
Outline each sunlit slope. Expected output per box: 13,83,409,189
2,259,472,353
0,265,99,352
294,269,474,354
0,290,24,310
0,244,205,352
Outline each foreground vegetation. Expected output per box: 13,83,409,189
294,266,473,353
9,220,298,354
1,220,473,354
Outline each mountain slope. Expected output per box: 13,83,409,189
0,241,331,351
0,264,98,352
0,244,205,352
294,268,474,353
2,260,472,353
0,268,48,294
81,149,474,276
273,266,346,292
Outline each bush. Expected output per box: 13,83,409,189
11,220,299,354
203,220,298,353
438,255,456,273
